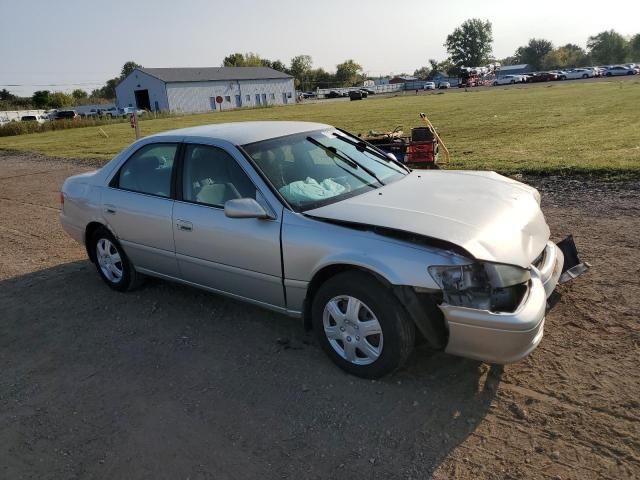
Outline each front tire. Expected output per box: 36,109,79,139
311,271,415,378
91,227,139,291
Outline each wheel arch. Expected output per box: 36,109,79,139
301,262,448,350
84,221,112,262
302,263,392,331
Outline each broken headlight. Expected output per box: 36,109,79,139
428,263,530,312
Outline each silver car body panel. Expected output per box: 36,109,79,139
60,121,564,365
306,170,548,269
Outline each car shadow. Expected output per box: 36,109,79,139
0,261,501,479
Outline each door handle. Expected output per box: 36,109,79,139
104,204,116,215
176,220,193,232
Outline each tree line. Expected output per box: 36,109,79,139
412,21,640,79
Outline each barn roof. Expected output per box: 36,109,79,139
138,67,292,83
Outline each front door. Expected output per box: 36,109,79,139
255,94,261,105
172,143,284,308
261,93,267,104
235,95,242,107
102,143,179,276
282,93,288,104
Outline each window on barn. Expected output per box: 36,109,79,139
245,94,250,102
287,92,292,98
270,93,275,100
225,96,231,102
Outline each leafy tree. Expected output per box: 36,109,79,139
72,89,88,100
413,66,431,80
0,89,15,101
270,60,287,72
32,90,51,108
587,30,628,64
514,38,554,70
542,44,589,69
498,55,518,66
290,55,313,90
335,59,363,87
48,92,73,109
444,18,493,70
427,59,456,78
222,52,265,67
628,34,640,62
310,68,334,89
121,61,142,78
222,53,245,67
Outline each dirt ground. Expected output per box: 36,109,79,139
1,152,638,480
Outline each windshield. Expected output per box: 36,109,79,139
243,129,408,211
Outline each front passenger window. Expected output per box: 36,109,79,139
182,145,256,207
116,143,177,198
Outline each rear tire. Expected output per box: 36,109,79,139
91,227,141,292
311,271,415,378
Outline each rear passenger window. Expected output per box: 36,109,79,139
116,143,177,198
182,145,256,207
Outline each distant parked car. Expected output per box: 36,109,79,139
326,91,344,99
360,88,375,95
301,92,316,99
437,82,450,89
548,71,569,80
55,110,80,121
349,91,364,101
564,68,594,80
605,66,635,76
20,115,47,124
423,82,436,90
493,75,520,85
102,106,145,118
584,67,603,77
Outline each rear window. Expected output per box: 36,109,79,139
57,111,76,118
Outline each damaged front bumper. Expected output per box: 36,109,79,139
441,241,564,364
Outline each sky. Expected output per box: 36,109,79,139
1,0,639,96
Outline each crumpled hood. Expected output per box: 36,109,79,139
306,170,550,268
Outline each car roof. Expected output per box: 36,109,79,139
154,121,332,145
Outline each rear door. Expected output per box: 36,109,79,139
102,142,179,276
172,142,284,308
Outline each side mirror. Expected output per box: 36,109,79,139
224,198,271,219
386,152,398,162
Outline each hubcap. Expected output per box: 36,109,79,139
323,295,383,365
96,238,123,283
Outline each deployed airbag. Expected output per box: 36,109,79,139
279,177,345,203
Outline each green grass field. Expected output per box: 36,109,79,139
1,80,639,176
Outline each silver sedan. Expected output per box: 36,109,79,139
60,121,563,378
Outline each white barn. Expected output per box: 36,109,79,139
116,67,295,113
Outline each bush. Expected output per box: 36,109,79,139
0,121,42,137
